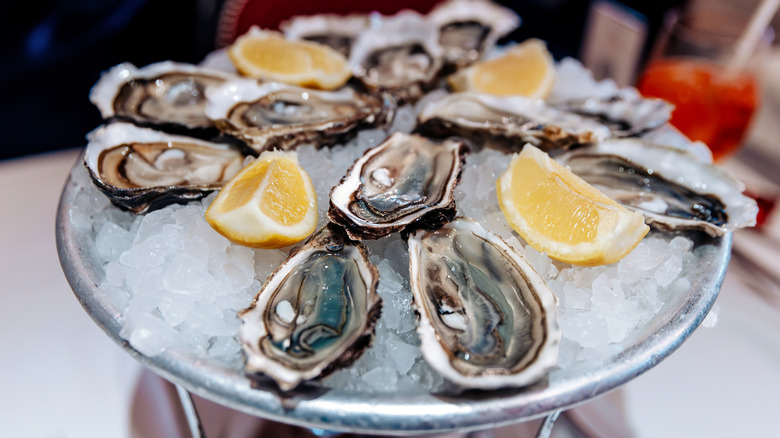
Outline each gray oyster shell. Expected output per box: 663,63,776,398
205,79,386,153
281,13,370,57
84,123,245,213
239,224,381,391
329,132,468,240
417,92,611,151
349,11,444,103
428,0,520,68
408,218,560,389
556,138,758,236
549,90,673,138
90,61,238,135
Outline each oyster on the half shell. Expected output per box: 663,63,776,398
428,0,520,68
556,138,758,236
549,91,673,138
408,218,560,389
205,79,386,153
281,13,370,57
417,92,611,151
349,11,444,103
90,61,238,135
84,123,245,213
329,132,468,240
239,225,382,391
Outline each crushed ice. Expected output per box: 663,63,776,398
70,58,715,394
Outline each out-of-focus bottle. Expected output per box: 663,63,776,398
580,0,687,86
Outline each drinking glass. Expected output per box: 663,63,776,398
636,2,771,161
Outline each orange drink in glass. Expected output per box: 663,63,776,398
636,2,769,161
637,58,759,161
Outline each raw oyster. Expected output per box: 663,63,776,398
417,92,611,151
329,132,468,240
549,91,673,137
205,79,386,153
428,0,520,68
90,61,237,135
556,138,758,236
239,224,381,391
281,13,369,57
408,218,560,389
84,123,245,213
349,11,444,103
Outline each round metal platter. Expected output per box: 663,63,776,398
56,161,730,435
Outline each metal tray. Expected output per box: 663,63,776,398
56,160,730,435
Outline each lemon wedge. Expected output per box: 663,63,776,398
205,150,318,249
496,144,649,266
228,27,351,90
448,38,555,98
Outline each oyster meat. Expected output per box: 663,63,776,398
556,138,758,236
329,132,468,240
239,225,382,391
408,218,560,389
417,92,611,151
205,79,386,153
90,61,237,135
549,91,673,137
428,0,520,68
84,123,245,213
281,13,370,57
349,11,444,103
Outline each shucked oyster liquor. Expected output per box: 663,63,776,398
84,123,245,213
239,225,381,391
90,61,238,135
205,79,386,153
408,218,560,389
329,132,468,240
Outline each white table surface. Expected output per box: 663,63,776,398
0,149,140,438
2,146,778,437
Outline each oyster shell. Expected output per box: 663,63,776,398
90,61,238,135
281,13,370,57
556,138,758,236
408,218,560,389
84,123,245,213
205,79,386,153
549,91,673,137
349,11,444,103
417,92,611,151
428,0,520,68
329,132,468,240
239,224,381,391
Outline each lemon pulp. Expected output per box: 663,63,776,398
228,27,351,90
497,145,648,266
449,38,555,98
206,150,317,249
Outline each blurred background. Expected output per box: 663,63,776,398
6,0,778,160
4,2,780,437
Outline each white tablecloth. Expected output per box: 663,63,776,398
2,147,778,437
0,149,140,437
